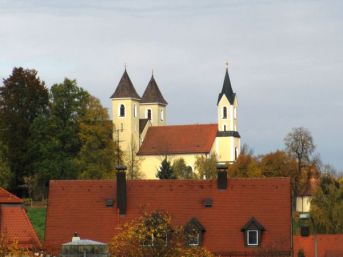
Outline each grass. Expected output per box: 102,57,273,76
25,206,46,241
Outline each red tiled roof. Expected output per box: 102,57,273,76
1,206,41,249
0,187,23,203
44,178,291,255
294,235,343,257
137,124,218,155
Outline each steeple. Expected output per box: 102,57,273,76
217,65,235,105
141,74,168,105
110,69,141,100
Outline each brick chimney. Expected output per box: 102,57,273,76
116,165,127,215
217,163,228,190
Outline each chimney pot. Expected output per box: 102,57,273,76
217,163,228,190
116,166,127,215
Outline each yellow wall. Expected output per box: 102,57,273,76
217,95,238,132
139,104,166,127
138,153,210,179
215,136,240,163
112,98,140,157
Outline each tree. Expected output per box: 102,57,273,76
194,153,217,179
29,78,89,196
109,210,214,257
284,127,315,174
172,158,195,179
284,127,316,196
258,151,297,178
125,136,143,179
229,153,260,178
156,159,176,179
0,67,49,192
310,174,343,233
76,96,117,179
0,142,12,189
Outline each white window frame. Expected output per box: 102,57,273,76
234,107,237,119
134,104,137,118
187,232,200,246
247,230,258,246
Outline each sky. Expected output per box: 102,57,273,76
1,0,342,171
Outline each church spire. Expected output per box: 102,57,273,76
217,63,235,105
110,69,141,100
141,74,168,105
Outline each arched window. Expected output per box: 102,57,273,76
223,107,227,119
160,109,164,121
119,104,125,117
223,125,227,131
234,107,237,119
134,104,137,118
147,109,152,120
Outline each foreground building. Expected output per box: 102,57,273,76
111,67,241,178
0,187,41,249
44,168,291,256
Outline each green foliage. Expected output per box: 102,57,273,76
156,159,176,179
76,96,117,179
194,153,217,179
310,174,343,233
109,210,215,257
172,158,195,179
0,67,49,191
0,142,12,189
25,207,46,241
229,153,260,177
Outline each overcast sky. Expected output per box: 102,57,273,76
1,0,342,171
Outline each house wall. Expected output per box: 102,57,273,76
139,104,166,127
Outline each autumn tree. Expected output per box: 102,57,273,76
194,153,217,179
76,96,117,179
0,142,12,189
310,174,343,233
229,152,260,178
172,158,195,179
156,159,176,179
0,67,49,192
124,137,143,179
258,151,297,177
109,210,214,257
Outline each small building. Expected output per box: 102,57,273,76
296,177,319,213
44,167,291,256
0,187,41,249
110,66,240,178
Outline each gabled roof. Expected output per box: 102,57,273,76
217,68,236,105
44,178,291,255
141,75,167,105
241,217,265,231
110,70,141,99
0,187,23,203
137,124,218,155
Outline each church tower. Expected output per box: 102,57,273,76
111,69,141,159
140,74,168,126
216,64,241,162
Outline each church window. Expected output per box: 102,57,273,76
224,125,227,131
235,147,238,160
223,107,227,119
119,104,125,117
234,107,237,119
147,109,152,120
160,109,164,121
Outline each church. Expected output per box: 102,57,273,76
110,66,241,178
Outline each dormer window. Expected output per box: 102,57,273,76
119,104,125,117
241,217,265,247
184,218,206,247
223,106,227,119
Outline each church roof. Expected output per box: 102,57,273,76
141,75,167,105
44,178,291,256
110,70,141,99
137,124,218,155
217,68,236,105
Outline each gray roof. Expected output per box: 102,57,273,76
141,75,167,105
110,70,141,99
63,239,106,246
217,68,236,105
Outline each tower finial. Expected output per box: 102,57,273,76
152,68,154,77
225,61,229,71
124,63,127,71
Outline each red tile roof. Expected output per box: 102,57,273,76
294,235,343,257
0,187,41,249
137,124,218,155
0,187,23,203
1,206,41,249
45,177,291,255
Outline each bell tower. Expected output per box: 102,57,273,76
110,69,141,160
216,63,241,162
